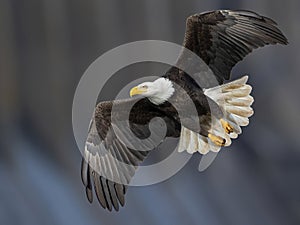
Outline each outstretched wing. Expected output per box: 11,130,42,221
182,10,288,84
81,99,180,211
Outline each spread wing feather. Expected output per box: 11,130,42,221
81,99,180,211
182,10,288,83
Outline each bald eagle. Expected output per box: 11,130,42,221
81,10,288,211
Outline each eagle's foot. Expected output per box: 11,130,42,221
220,119,234,134
208,133,226,146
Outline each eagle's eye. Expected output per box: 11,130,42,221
141,85,148,89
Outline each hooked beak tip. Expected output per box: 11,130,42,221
130,86,138,97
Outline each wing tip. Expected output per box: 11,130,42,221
86,187,93,203
219,9,288,44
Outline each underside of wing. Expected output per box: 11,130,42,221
81,119,148,211
81,99,180,211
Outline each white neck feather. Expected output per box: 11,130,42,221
148,78,175,105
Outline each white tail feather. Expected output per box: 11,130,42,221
178,76,254,154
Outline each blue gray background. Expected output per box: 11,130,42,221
0,0,299,225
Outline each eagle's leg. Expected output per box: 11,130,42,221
220,119,234,134
208,133,226,146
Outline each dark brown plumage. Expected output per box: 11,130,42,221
181,10,288,84
82,99,181,211
81,10,288,211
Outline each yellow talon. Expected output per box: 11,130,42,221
220,119,234,134
208,133,226,146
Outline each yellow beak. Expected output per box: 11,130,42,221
130,86,147,97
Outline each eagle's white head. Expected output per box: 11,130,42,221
130,78,175,105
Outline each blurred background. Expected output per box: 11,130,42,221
1,0,299,224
